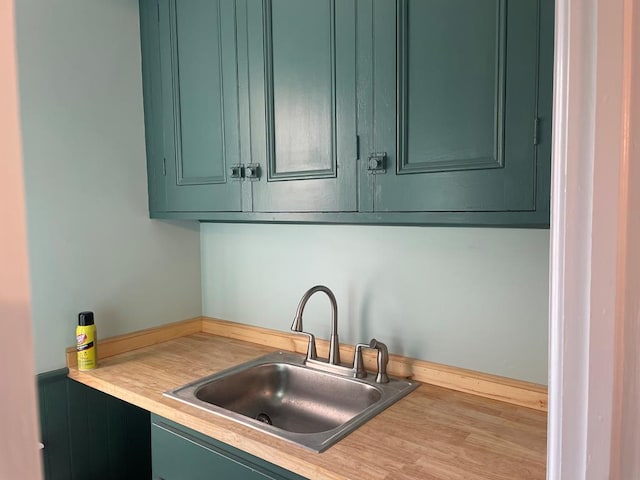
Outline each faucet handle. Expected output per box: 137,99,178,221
352,343,369,379
291,313,317,361
369,339,389,384
293,331,317,361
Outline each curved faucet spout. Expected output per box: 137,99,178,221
292,285,340,365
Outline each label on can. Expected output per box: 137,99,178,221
76,325,97,370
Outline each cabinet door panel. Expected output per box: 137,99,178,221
246,0,357,212
401,0,503,173
159,0,242,211
152,424,272,479
270,0,334,178
371,0,539,213
151,417,306,480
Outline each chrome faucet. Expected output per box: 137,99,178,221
291,285,340,365
291,286,389,383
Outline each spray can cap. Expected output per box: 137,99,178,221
78,311,94,326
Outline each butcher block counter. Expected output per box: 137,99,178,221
67,318,547,480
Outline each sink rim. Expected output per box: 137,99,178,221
164,351,419,452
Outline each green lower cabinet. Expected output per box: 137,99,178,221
38,371,151,480
151,415,307,480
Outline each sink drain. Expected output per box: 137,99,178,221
255,413,273,425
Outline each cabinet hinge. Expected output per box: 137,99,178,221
533,117,540,145
162,158,166,176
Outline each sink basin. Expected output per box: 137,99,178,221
164,351,418,452
195,362,382,434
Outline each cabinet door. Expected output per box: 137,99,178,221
140,0,167,214
244,0,357,212
158,0,243,212
151,417,306,480
366,0,542,214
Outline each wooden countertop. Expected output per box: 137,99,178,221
68,330,547,480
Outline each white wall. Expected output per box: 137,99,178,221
202,223,549,384
16,0,202,374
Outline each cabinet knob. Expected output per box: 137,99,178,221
367,152,387,174
244,163,261,181
368,157,382,170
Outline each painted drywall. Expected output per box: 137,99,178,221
16,0,202,374
202,223,549,384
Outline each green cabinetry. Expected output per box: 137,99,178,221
151,415,306,480
245,0,358,212
38,371,151,480
143,0,244,212
362,0,549,223
139,0,553,226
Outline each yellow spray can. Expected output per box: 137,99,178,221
76,311,97,370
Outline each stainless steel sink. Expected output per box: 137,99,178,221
164,351,418,452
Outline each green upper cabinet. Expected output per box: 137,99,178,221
140,0,166,213
139,0,553,225
242,0,358,212
358,0,551,223
144,0,244,213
